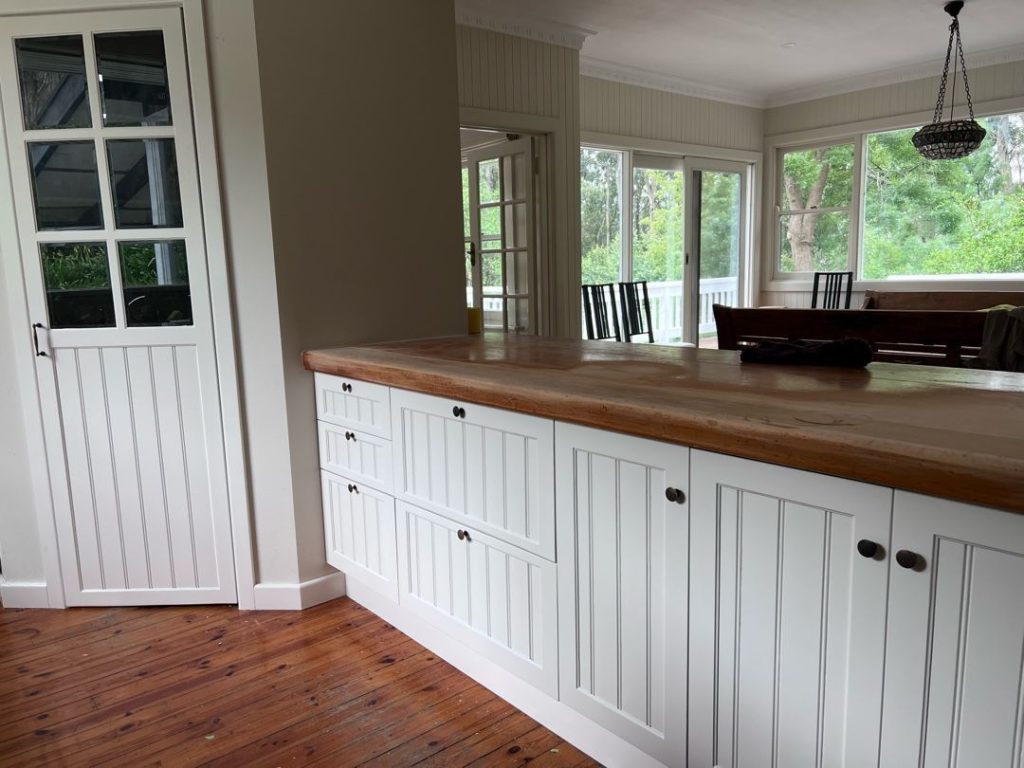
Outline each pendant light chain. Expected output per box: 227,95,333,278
955,21,977,122
932,20,956,124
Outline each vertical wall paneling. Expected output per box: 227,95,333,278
555,423,688,764
396,501,558,696
688,450,892,768
455,25,581,337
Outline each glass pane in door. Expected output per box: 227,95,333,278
633,166,684,343
95,31,172,127
106,138,182,228
16,36,92,130
28,141,104,230
118,240,192,326
40,242,115,327
697,171,741,348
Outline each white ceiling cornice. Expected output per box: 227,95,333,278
764,43,1024,109
455,11,594,51
580,56,766,108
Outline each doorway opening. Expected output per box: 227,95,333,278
460,127,547,335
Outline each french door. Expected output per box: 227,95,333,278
0,9,236,605
464,137,536,333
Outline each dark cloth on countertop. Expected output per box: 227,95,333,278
970,306,1024,373
740,337,874,368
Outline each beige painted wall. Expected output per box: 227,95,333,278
765,59,1024,136
254,0,466,582
581,76,764,152
455,24,582,337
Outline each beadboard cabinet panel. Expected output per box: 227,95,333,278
556,423,688,765
688,450,892,768
318,421,393,494
881,492,1024,768
391,388,555,559
396,501,558,696
315,372,391,438
321,470,398,602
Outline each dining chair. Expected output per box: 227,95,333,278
618,281,655,343
811,271,854,309
582,283,622,341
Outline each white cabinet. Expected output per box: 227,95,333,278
688,450,893,768
395,501,558,696
321,470,399,602
391,388,555,559
881,492,1024,768
318,421,393,494
315,372,391,438
555,423,689,765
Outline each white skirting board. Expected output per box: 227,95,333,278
0,578,51,609
252,570,346,611
344,578,666,768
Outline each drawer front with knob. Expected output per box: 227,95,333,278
318,421,393,494
321,470,398,602
396,501,558,696
315,372,391,438
391,388,555,560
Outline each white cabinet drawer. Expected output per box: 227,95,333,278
321,470,398,602
318,421,393,494
315,372,391,439
396,501,558,697
391,388,555,560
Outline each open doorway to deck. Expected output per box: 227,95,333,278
460,127,546,334
581,146,753,347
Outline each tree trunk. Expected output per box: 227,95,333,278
784,154,831,271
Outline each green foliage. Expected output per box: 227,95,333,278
41,243,110,289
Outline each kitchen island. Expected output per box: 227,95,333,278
304,334,1024,768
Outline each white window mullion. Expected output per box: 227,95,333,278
852,133,867,280
621,149,633,283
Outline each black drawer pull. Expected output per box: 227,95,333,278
452,406,466,419
344,431,356,441
857,539,880,559
456,529,471,542
347,483,359,494
665,487,685,504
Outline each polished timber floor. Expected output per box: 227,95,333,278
0,597,599,767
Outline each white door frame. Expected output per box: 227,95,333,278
0,0,255,608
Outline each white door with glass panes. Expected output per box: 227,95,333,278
0,9,236,605
464,137,535,333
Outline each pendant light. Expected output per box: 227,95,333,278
912,0,986,160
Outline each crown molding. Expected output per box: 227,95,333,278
455,12,594,51
580,56,766,108
765,43,1024,108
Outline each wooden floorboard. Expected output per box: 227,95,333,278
0,597,601,767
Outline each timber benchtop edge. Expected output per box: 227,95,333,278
303,334,1024,515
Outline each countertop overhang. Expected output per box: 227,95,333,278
304,334,1024,514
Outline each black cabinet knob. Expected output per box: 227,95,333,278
347,483,359,494
341,382,352,393
456,529,471,542
665,487,685,504
452,406,466,419
857,539,879,559
896,550,921,570
344,431,356,441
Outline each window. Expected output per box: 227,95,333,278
773,109,1024,283
580,147,624,284
776,142,854,274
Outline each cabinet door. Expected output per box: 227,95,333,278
881,492,1024,767
318,421,393,494
396,501,558,696
688,450,892,768
315,372,391,439
321,470,398,602
391,388,555,559
555,423,688,765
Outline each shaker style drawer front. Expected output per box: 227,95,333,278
321,470,398,602
318,421,393,494
315,372,391,438
391,388,555,560
396,501,558,696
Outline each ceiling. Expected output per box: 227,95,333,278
453,0,1024,106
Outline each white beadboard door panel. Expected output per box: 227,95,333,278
321,470,398,602
318,421,393,494
688,450,892,768
555,423,688,765
881,492,1024,768
391,388,555,560
315,372,391,439
0,9,235,605
396,501,558,696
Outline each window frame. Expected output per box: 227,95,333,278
766,103,1024,290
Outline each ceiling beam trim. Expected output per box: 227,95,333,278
455,12,594,50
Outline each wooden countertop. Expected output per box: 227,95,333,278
304,334,1024,514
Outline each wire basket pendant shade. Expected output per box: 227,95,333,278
912,0,986,160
